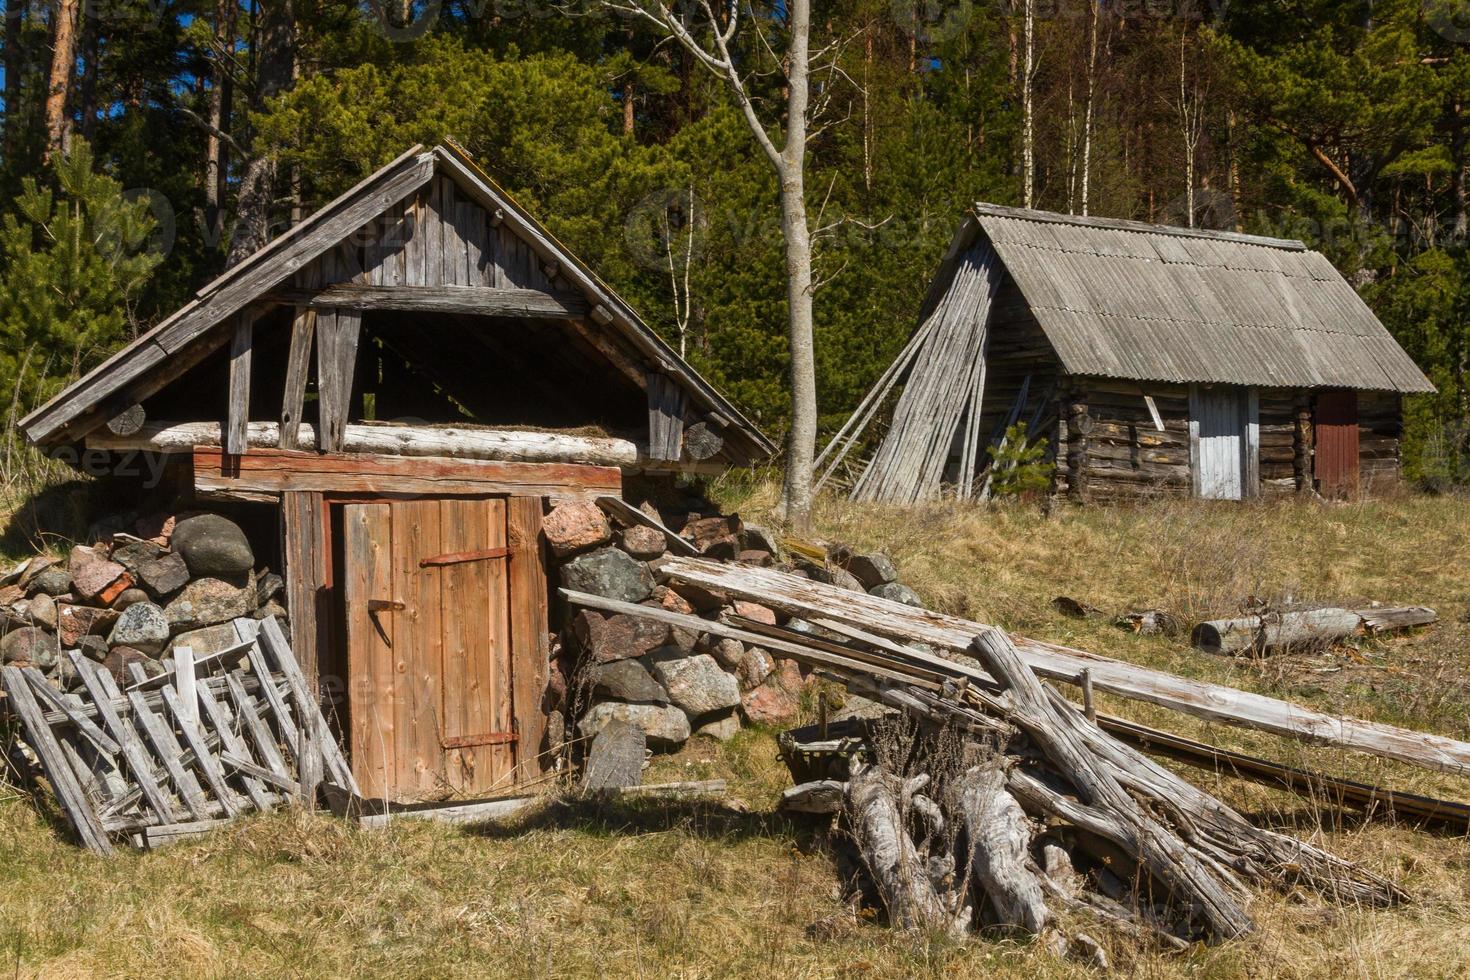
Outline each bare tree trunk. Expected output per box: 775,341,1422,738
779,0,816,531
1079,0,1099,217
227,0,294,267
1021,0,1035,207
1227,109,1242,231
205,0,237,213
862,28,873,191
1452,99,1467,242
623,78,635,136
43,0,79,159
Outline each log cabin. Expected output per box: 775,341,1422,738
18,142,774,802
830,203,1434,504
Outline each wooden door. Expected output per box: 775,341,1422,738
1315,390,1360,499
1191,387,1247,500
342,497,517,802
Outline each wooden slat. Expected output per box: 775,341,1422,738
257,613,358,794
70,655,182,823
393,498,444,799
25,671,120,756
159,685,244,818
1,667,114,853
315,307,361,453
225,311,255,456
195,665,274,811
281,490,329,694
658,557,1470,776
123,664,212,821
244,642,303,763
193,447,622,500
279,307,316,451
344,502,395,800
224,671,291,781
507,496,549,779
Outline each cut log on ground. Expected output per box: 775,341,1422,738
1192,605,1437,655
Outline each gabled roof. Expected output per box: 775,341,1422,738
20,143,775,459
951,202,1434,393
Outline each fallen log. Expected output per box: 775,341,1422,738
956,764,1052,935
654,558,1470,775
1192,606,1437,655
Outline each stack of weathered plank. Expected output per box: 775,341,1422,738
1,616,355,853
561,557,1470,954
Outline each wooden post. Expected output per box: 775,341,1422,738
315,308,361,454
280,307,315,451
507,496,550,780
1066,386,1090,504
225,312,255,456
281,490,329,696
1293,393,1313,494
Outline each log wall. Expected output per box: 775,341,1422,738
1059,379,1405,503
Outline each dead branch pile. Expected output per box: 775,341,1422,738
785,629,1408,956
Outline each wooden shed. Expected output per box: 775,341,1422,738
19,142,773,802
824,203,1434,504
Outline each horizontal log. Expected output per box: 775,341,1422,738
269,283,590,318
654,558,1470,776
192,447,621,500
90,420,640,467
1193,606,1437,655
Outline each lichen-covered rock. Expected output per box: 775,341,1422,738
694,712,741,741
588,659,668,704
649,652,740,717
30,566,73,597
109,601,171,655
560,547,654,604
542,500,613,557
172,621,247,657
18,556,58,590
572,610,669,663
112,588,149,610
619,524,667,560
255,572,285,606
732,600,777,625
1,627,59,669
840,551,898,589
137,552,190,598
648,585,694,616
171,514,254,578
703,636,745,672
869,581,923,607
110,540,165,573
578,701,690,748
164,578,254,633
735,646,775,692
27,592,57,630
741,678,800,727
77,635,109,662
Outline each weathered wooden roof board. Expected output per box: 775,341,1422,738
20,142,774,462
959,202,1434,393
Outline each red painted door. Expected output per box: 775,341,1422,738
1315,391,1360,499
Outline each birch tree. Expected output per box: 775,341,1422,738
603,0,820,529
1020,0,1035,207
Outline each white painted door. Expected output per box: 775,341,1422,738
1191,387,1250,500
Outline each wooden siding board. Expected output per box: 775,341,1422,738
508,496,550,778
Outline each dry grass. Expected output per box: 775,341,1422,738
4,487,1470,977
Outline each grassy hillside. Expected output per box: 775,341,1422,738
3,490,1469,978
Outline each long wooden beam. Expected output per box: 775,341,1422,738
269,284,590,319
655,557,1470,776
191,447,620,500
90,420,640,467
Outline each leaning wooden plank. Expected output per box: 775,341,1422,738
656,557,1470,776
70,654,182,823
159,686,244,818
220,753,300,794
92,420,640,467
224,671,291,780
25,671,120,756
1,667,114,853
141,818,236,849
256,615,359,796
195,680,274,811
594,495,698,556
191,447,622,501
122,665,211,821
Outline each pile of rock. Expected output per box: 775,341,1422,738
0,511,285,689
547,499,924,754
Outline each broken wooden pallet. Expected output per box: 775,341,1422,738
1,616,357,854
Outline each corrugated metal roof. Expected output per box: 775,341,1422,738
970,203,1435,393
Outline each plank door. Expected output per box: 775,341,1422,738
1190,386,1256,500
342,498,517,802
1315,390,1360,499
